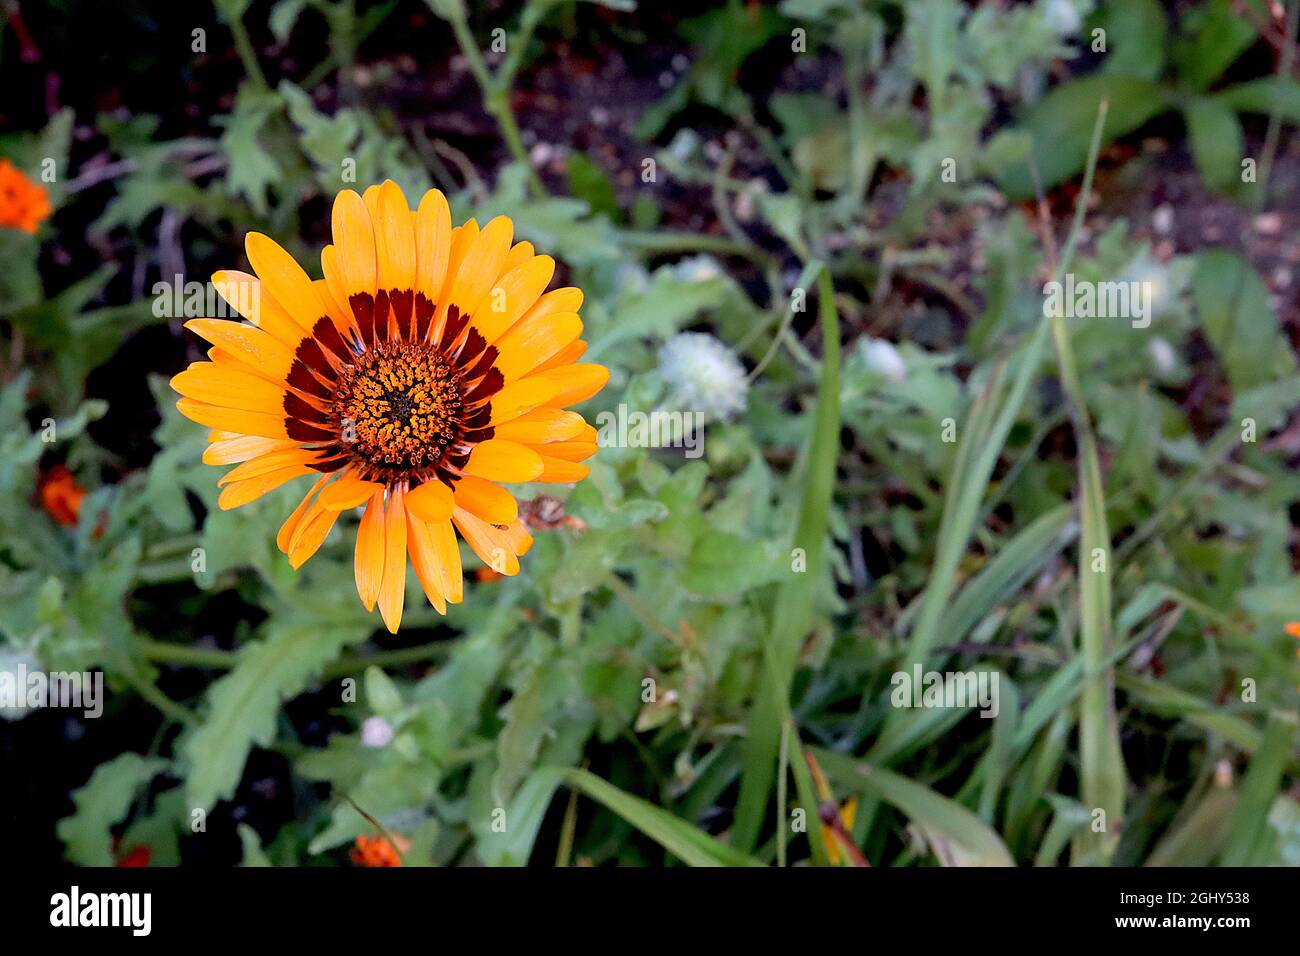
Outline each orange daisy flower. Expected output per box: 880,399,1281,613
0,159,51,233
171,181,607,632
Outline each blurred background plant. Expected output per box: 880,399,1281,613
0,0,1298,867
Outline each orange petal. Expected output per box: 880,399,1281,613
171,362,289,415
245,233,326,331
430,517,463,603
318,474,386,510
289,504,341,569
533,364,610,407
211,271,302,346
452,507,521,576
354,492,386,611
378,486,408,633
217,465,311,510
500,240,535,275
373,179,416,293
406,511,448,614
184,319,293,381
314,276,354,338
448,215,513,319
493,408,585,444
278,475,329,552
493,311,583,382
520,287,584,324
452,475,518,525
176,398,289,440
218,447,323,486
414,189,452,307
477,254,555,343
533,338,588,374
434,220,479,333
534,457,590,484
488,378,560,425
463,440,544,483
329,189,378,304
533,440,598,463
406,479,455,523
205,434,299,466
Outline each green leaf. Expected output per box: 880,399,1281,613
238,823,274,866
364,665,403,716
1214,77,1300,124
492,654,550,805
1191,249,1296,392
562,767,765,867
57,753,165,866
1070,420,1125,865
182,623,369,811
734,266,839,851
813,749,1014,866
1093,0,1167,81
218,85,284,215
1184,98,1244,194
566,152,620,221
1147,786,1238,866
685,532,783,597
1220,710,1299,865
1170,0,1259,92
998,75,1166,199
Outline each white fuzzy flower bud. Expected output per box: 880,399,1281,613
658,332,748,421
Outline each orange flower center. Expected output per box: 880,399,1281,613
332,340,464,479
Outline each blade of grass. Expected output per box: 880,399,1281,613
1219,710,1299,865
733,265,839,852
812,748,1014,866
562,768,766,867
1147,786,1238,867
1041,102,1127,865
888,96,1111,701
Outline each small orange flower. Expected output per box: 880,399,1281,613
475,566,503,583
0,159,51,234
350,833,409,867
39,465,86,526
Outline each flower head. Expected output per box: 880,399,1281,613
0,159,51,234
658,331,747,421
171,182,608,632
350,833,408,867
39,465,86,526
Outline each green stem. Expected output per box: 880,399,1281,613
747,261,823,383
441,1,546,198
325,640,458,679
619,230,775,267
226,10,269,91
136,637,238,669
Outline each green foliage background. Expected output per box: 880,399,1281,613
1,0,1298,867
